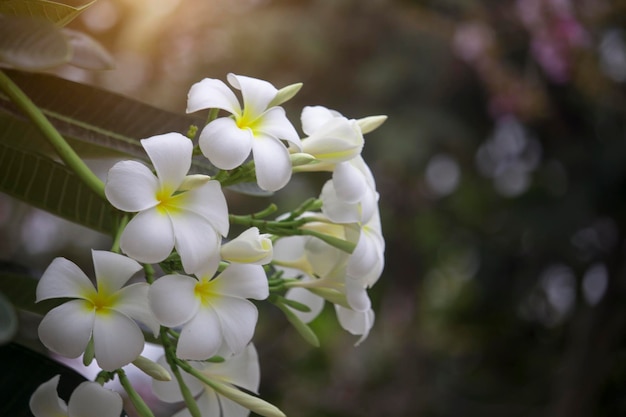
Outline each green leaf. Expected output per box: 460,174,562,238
0,0,97,27
0,133,117,234
0,70,214,173
0,15,70,70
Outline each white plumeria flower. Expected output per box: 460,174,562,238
220,227,273,265
30,375,123,417
299,105,364,164
105,132,229,274
187,74,301,192
153,344,260,417
148,263,269,360
36,250,158,371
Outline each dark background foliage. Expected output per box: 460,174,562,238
3,0,626,416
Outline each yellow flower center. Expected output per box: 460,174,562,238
235,110,262,134
194,277,220,306
83,287,119,315
156,186,183,215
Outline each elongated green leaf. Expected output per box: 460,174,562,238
0,128,116,234
0,0,97,27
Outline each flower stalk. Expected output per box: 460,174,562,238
0,70,106,200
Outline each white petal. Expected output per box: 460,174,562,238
347,230,385,287
175,180,229,237
199,117,253,170
115,283,160,336
212,297,258,355
218,395,251,417
36,257,94,302
187,78,241,114
142,133,192,191
38,300,94,358
68,381,123,417
301,105,337,135
149,274,199,327
93,310,145,371
105,160,159,212
29,375,67,417
358,188,379,225
170,210,222,274
285,287,324,323
120,208,175,264
257,106,300,147
332,161,367,204
301,117,363,163
350,155,377,189
220,227,273,265
227,74,276,117
252,135,292,191
319,180,360,223
196,391,221,417
92,250,142,293
213,263,269,300
345,279,371,312
335,306,375,346
273,236,306,261
209,344,260,393
177,306,222,360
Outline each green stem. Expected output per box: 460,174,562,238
160,329,203,417
0,70,106,199
117,369,156,417
110,214,129,253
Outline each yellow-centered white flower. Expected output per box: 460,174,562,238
36,251,158,371
148,264,269,360
220,227,273,265
187,74,301,192
105,132,229,274
30,375,123,417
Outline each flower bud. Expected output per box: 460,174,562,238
221,227,273,264
356,115,387,134
268,82,303,107
132,355,172,381
203,378,286,417
178,174,211,192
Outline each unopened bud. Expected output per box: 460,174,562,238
132,356,172,381
269,82,303,107
178,174,211,192
203,378,287,417
357,115,387,134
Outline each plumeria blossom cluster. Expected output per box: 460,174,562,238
30,73,386,417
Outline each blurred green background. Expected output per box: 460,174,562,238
3,0,626,416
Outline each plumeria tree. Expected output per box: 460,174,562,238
0,2,387,416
